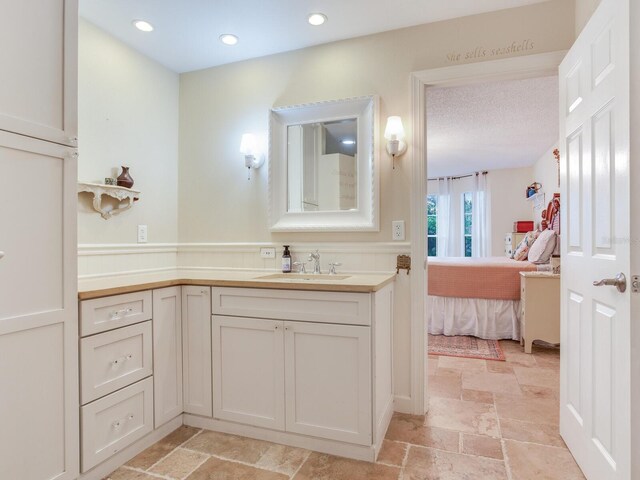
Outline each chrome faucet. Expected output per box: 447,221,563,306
308,250,321,274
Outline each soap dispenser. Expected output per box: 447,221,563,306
282,245,292,273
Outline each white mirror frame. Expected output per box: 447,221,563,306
268,95,380,232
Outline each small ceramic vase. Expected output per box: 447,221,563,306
116,166,134,188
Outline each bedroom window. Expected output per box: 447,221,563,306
427,194,437,256
463,192,472,257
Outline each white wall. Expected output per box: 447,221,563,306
178,0,574,244
78,19,180,245
575,0,602,36
487,167,535,255
427,166,534,257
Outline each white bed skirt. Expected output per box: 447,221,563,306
427,295,521,341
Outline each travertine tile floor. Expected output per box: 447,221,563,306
105,340,585,480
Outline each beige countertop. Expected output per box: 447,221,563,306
78,269,397,300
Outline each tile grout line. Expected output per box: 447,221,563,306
144,428,205,474
289,449,312,479
119,465,174,480
180,445,292,474
177,451,211,480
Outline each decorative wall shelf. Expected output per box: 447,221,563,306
526,192,545,209
78,182,141,220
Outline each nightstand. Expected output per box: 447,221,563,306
519,272,560,353
505,232,526,257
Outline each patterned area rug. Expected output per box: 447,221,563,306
428,334,506,361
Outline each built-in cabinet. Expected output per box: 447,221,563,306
208,285,393,460
181,286,213,417
76,279,394,475
213,316,285,430
153,286,183,428
0,1,79,479
78,287,188,476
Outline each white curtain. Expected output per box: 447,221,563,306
472,173,490,257
436,177,457,256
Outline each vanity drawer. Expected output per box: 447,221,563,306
212,287,371,326
81,377,153,472
80,290,153,336
80,321,153,404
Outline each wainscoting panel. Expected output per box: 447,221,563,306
77,241,414,410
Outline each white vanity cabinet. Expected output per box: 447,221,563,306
284,321,371,445
182,286,213,417
208,285,394,460
212,316,285,430
153,286,184,427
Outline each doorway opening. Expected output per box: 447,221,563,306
407,51,584,476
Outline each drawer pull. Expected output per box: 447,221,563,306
111,354,133,368
109,308,133,320
112,414,135,430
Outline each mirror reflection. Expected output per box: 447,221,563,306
287,118,358,212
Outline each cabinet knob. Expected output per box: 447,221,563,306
201,289,208,295
0,251,4,260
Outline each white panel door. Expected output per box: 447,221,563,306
0,0,77,146
212,315,285,430
182,286,212,417
153,286,183,427
284,321,371,445
559,0,631,478
0,132,78,479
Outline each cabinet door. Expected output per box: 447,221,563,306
213,315,285,430
0,0,77,146
0,133,78,478
284,321,371,445
182,286,212,416
153,286,183,427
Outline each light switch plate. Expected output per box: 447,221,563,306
392,220,405,241
260,247,276,259
137,225,148,243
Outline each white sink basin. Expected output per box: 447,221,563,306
255,273,351,281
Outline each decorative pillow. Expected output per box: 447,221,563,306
528,229,557,264
512,230,539,260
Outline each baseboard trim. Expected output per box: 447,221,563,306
393,395,414,414
183,414,377,462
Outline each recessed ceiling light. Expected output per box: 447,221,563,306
132,20,154,32
219,34,239,46
308,13,327,26
342,140,356,145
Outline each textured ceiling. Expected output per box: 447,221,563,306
79,0,548,73
426,76,559,178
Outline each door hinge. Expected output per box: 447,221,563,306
632,275,639,293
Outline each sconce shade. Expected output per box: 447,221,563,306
384,116,405,141
239,133,257,156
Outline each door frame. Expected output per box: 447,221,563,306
408,51,566,414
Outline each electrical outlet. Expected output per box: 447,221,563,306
392,220,405,241
137,225,148,243
260,247,276,259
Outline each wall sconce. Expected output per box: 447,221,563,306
239,133,264,180
384,116,407,169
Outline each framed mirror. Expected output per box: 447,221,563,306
269,95,379,231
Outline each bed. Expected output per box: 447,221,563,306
427,257,539,340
